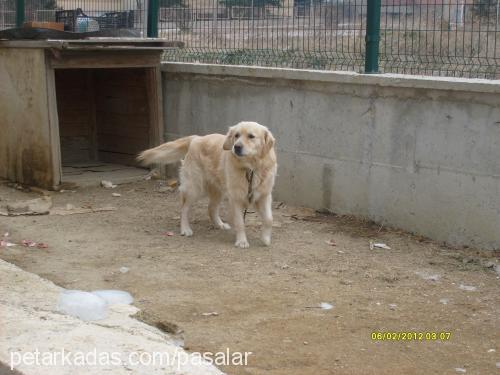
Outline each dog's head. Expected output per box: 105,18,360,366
223,121,275,159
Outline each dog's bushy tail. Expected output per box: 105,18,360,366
137,135,197,166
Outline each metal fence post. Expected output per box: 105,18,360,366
147,0,159,38
365,0,381,73
16,0,25,28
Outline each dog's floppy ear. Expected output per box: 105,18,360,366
262,129,275,156
223,127,235,150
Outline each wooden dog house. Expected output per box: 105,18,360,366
0,39,177,189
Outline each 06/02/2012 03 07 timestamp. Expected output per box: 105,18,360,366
371,332,452,341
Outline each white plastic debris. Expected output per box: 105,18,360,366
415,271,441,281
439,298,449,305
119,267,129,274
111,193,121,197
101,180,117,189
172,337,185,347
0,233,16,248
92,290,133,305
0,240,16,247
459,284,477,292
373,243,391,250
487,349,495,353
455,368,466,373
57,290,107,321
201,312,219,316
320,302,334,310
388,303,397,310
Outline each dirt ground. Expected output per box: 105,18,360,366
0,179,499,375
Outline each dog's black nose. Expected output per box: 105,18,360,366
234,144,243,156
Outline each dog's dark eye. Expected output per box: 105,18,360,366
248,134,255,139
235,133,240,138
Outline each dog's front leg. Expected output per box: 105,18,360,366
256,194,273,246
232,202,249,248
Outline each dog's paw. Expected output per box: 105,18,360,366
234,239,250,248
180,228,193,237
219,222,231,230
261,235,271,246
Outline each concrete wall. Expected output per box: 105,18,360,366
161,63,500,250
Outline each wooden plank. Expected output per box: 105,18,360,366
55,67,95,165
98,151,141,166
54,70,87,86
0,48,56,188
0,40,182,49
50,51,161,69
46,64,62,188
87,70,98,161
98,124,149,139
98,134,149,155
59,124,89,137
23,21,65,31
96,97,148,115
60,136,90,164
146,66,164,148
96,112,150,130
95,85,147,101
94,69,147,88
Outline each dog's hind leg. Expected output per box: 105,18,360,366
256,194,273,246
208,189,231,230
180,190,194,236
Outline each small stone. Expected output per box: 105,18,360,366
459,284,477,292
454,368,466,373
495,265,500,277
388,303,397,310
482,260,495,268
101,180,117,189
119,267,129,274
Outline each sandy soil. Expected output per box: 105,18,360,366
0,180,499,375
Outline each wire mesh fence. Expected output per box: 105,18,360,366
160,1,368,72
1,0,498,78
160,0,499,78
0,0,146,34
378,0,499,78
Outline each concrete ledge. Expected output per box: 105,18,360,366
161,62,500,94
0,259,223,375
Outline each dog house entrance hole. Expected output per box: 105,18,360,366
55,68,151,185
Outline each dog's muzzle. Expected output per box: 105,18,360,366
233,144,244,156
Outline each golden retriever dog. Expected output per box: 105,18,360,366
137,121,277,248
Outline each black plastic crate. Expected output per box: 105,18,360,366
97,11,134,30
